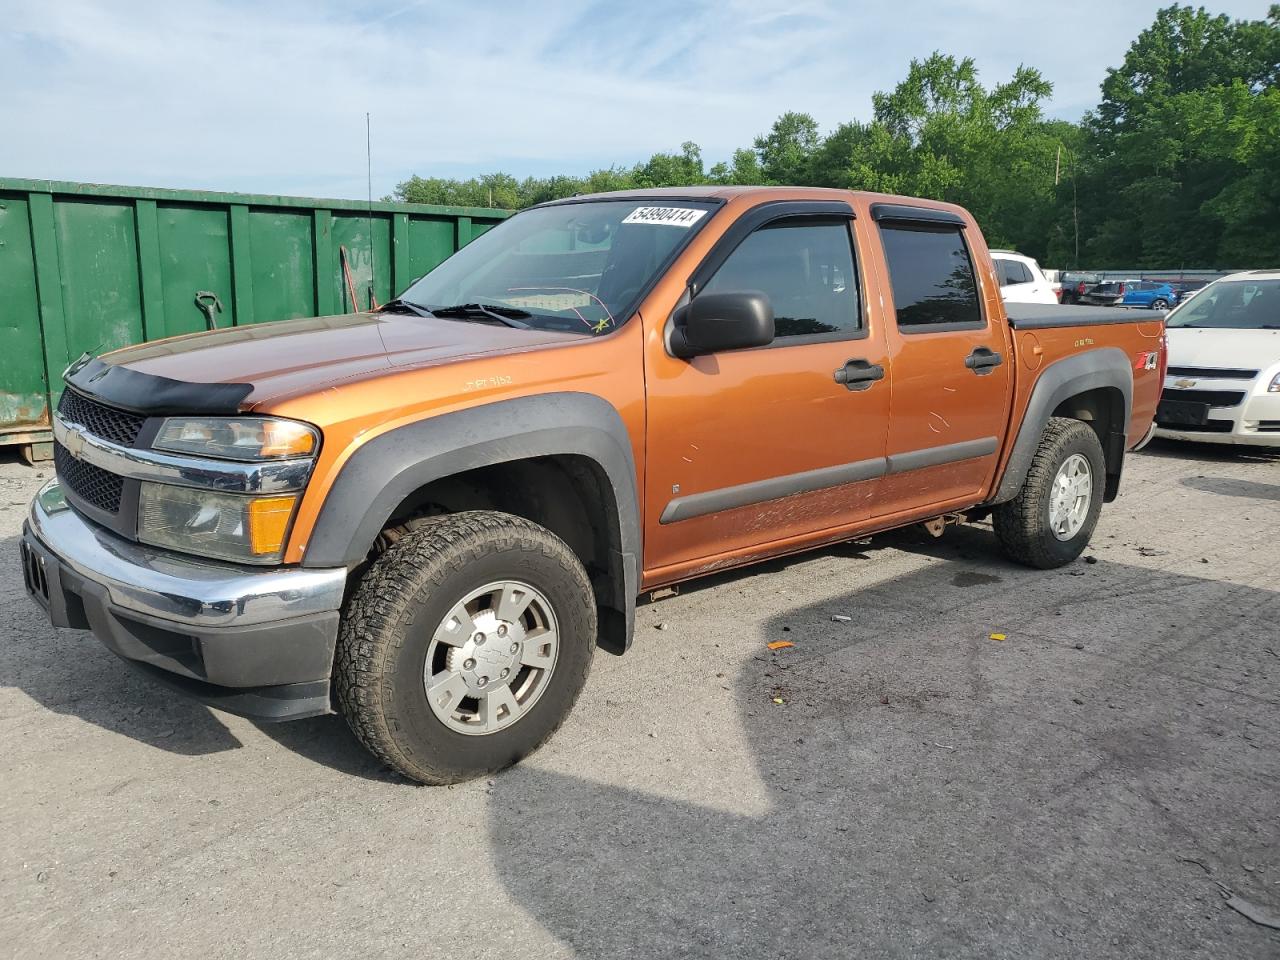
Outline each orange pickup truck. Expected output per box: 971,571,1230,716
22,187,1164,783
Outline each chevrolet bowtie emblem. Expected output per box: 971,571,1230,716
62,425,86,457
1173,379,1197,389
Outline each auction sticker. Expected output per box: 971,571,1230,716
622,206,708,227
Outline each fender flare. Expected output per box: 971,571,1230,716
991,348,1133,505
303,392,640,648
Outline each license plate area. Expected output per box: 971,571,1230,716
1157,399,1211,427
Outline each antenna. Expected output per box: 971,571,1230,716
366,112,377,309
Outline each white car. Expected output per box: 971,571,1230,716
1155,270,1280,447
991,250,1059,304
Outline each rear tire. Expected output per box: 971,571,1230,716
334,511,596,784
1151,298,1169,311
994,418,1105,569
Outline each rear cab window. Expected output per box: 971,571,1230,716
879,223,985,332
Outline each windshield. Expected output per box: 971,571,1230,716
399,199,719,334
1166,278,1280,329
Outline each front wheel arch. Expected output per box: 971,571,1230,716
303,393,641,652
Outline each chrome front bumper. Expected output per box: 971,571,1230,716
22,479,348,720
27,479,345,627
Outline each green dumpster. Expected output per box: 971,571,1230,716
0,177,509,459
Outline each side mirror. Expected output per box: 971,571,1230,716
670,291,775,359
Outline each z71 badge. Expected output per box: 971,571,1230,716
1134,351,1160,371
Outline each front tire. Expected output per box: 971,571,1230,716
993,418,1106,569
1151,298,1169,311
334,511,596,784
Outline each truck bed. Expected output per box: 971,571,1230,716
1006,303,1155,329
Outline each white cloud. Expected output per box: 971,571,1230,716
0,0,1271,199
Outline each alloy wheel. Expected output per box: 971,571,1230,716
1048,453,1092,541
422,580,559,735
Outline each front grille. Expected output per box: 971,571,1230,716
1167,366,1259,380
1160,388,1246,408
1160,420,1235,433
57,389,145,447
54,441,123,514
1256,421,1280,433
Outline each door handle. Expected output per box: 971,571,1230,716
833,358,885,392
964,346,1003,375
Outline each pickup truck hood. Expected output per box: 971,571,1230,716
99,312,585,406
1166,327,1280,372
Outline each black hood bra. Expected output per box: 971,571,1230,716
63,354,253,416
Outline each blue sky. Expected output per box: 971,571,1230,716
1,0,1272,200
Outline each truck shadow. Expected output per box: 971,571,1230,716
1139,437,1279,464
251,713,400,782
1180,474,1280,502
485,524,1280,959
4,526,395,776
1,536,243,756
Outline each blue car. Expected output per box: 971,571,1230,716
1121,281,1178,311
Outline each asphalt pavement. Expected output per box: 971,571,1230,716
1,439,1277,959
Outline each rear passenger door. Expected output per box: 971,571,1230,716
866,206,1013,519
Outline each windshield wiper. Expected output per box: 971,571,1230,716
428,303,532,329
378,298,433,317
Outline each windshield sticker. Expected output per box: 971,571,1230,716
622,206,708,228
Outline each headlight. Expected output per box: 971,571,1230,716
138,483,299,564
1269,372,1280,393
153,416,318,460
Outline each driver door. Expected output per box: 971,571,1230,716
641,203,891,585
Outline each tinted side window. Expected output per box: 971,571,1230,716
1003,259,1034,285
1000,260,1031,285
880,225,983,329
701,221,860,339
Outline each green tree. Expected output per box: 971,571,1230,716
1080,4,1280,266
395,172,519,208
808,55,1064,260
753,112,821,184
632,141,708,188
708,148,765,185
1096,4,1279,127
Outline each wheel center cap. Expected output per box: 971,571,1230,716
446,610,525,693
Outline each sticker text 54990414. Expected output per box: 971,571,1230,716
621,206,708,228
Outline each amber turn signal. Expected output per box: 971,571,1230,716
247,495,299,555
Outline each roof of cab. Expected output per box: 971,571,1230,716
531,184,966,214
